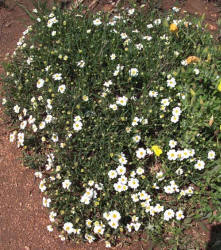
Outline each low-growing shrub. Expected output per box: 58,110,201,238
1,2,221,248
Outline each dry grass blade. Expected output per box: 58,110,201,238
73,0,85,8
88,0,99,10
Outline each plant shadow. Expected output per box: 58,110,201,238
206,224,221,250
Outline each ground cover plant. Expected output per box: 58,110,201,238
1,1,221,248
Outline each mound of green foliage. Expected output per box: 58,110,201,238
1,2,221,248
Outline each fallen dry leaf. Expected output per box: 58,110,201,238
208,24,217,31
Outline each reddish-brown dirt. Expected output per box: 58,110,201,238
0,0,220,250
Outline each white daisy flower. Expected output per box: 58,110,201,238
131,193,139,202
152,182,159,189
147,23,153,29
132,135,141,143
182,148,190,159
74,115,81,122
116,96,128,106
156,171,165,181
80,195,90,205
164,209,175,221
136,167,144,175
167,77,176,88
118,153,127,165
103,212,110,221
108,220,119,229
51,133,58,142
174,51,180,56
116,165,126,175
136,147,146,159
154,204,164,213
133,222,141,231
49,211,57,222
176,210,184,220
109,210,121,222
149,90,158,97
2,98,7,105
94,225,105,235
120,33,128,39
143,35,152,41
138,190,148,200
86,219,92,228
194,68,200,75
118,175,127,184
62,179,71,189
146,148,153,155
208,150,215,160
108,170,117,179
194,160,205,170
103,80,113,87
128,178,139,189
154,19,161,25
77,60,85,68
161,98,170,106
135,44,143,50
85,188,94,198
45,115,53,124
132,117,140,126
169,140,177,148
47,17,58,28
172,107,182,116
172,7,180,12
52,73,62,81
181,60,188,66
13,105,20,113
109,104,118,111
47,225,53,232
129,68,139,77
58,234,65,241
39,179,46,192
164,185,174,194
167,149,177,160
58,84,66,93
110,54,116,60
39,121,46,130
85,234,95,243
20,120,27,130
63,222,74,234
43,197,51,207
9,131,17,142
105,241,111,248
128,8,135,15
73,121,83,131
185,186,194,196
175,168,183,175
93,18,102,26
171,115,179,123
32,124,38,132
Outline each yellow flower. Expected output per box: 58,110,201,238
217,80,221,92
151,145,162,156
170,23,178,32
186,56,200,64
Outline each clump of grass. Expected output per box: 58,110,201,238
1,3,221,248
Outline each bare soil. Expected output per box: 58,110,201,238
0,0,220,249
